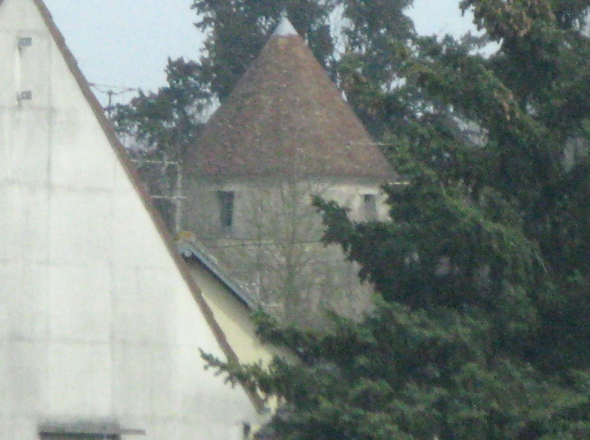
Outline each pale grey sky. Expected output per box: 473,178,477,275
43,0,475,103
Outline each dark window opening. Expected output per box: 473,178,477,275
39,424,144,440
363,194,377,220
218,190,235,230
41,435,119,440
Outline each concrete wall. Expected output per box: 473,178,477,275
0,0,263,438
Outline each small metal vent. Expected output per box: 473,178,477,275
16,91,32,101
17,37,32,47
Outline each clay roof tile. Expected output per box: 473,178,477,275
186,18,394,181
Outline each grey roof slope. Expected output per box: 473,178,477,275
176,233,259,310
185,17,394,180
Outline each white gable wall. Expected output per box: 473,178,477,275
0,0,260,438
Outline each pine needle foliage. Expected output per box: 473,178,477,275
204,1,590,439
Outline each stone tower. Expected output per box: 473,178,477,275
182,17,395,325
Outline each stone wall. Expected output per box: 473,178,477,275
181,177,389,326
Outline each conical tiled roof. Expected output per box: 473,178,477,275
186,17,394,180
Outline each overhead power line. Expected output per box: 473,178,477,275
89,82,140,112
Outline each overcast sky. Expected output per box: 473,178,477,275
43,0,476,104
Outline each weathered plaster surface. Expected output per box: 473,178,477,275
0,0,263,438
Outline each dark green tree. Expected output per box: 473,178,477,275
112,0,340,157
192,0,339,101
204,1,590,439
111,0,416,232
336,0,416,136
112,0,416,157
110,58,210,231
112,58,208,159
